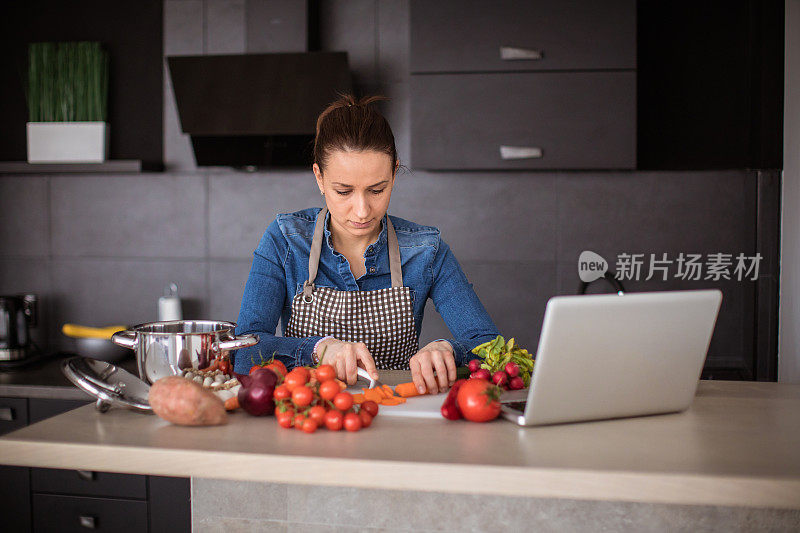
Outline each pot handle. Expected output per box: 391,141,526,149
111,330,137,349
214,333,259,352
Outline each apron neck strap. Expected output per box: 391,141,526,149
304,207,403,299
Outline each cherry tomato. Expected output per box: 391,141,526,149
283,371,306,393
324,410,343,431
333,392,354,412
319,380,340,401
273,384,290,401
456,379,502,423
361,400,379,417
292,366,311,383
301,419,318,433
292,385,313,407
276,411,293,429
293,414,306,430
344,412,362,432
307,405,326,426
315,364,336,382
266,362,287,378
358,411,373,428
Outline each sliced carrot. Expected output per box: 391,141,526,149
224,396,239,411
364,389,384,402
352,393,365,404
380,397,406,406
394,382,423,398
381,384,395,397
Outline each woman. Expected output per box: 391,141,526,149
234,95,500,394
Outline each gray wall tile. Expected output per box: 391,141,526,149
390,171,557,262
209,260,252,322
207,0,246,54
0,176,49,257
164,1,204,56
193,478,287,521
50,174,206,258
208,171,322,259
246,0,307,53
51,259,208,346
377,0,409,82
557,170,755,263
319,0,378,84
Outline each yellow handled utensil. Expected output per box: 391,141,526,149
62,324,128,340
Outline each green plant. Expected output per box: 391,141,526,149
26,42,109,122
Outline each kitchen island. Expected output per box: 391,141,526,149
1,375,799,531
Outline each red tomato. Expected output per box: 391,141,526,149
333,392,354,412
301,419,318,433
358,411,373,428
266,362,287,378
273,384,290,401
307,405,326,426
293,366,311,383
324,410,343,431
319,380,340,401
276,411,293,429
283,372,306,393
344,412,362,432
293,414,306,430
292,385,313,407
316,364,336,382
456,379,502,423
361,400,379,417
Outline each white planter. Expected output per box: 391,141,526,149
26,122,108,163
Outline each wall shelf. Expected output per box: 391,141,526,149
0,160,149,174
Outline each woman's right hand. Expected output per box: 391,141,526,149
318,338,380,385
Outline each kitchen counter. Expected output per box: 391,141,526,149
1,378,799,513
0,354,136,400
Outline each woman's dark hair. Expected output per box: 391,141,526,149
313,94,398,174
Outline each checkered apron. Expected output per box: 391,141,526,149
284,208,419,369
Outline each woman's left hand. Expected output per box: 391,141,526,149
409,340,457,395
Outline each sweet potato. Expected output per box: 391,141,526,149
148,375,228,426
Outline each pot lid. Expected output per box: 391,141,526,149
61,356,152,413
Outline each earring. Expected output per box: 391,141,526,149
320,191,325,196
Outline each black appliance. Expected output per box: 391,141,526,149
0,294,37,361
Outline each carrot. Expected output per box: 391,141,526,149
381,384,395,398
352,394,365,404
394,382,423,398
335,379,347,391
224,396,239,411
364,389,384,403
381,397,406,406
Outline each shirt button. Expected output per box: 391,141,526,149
369,267,376,273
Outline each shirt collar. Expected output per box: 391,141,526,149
323,210,388,256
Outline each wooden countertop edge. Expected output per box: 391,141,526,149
2,439,798,509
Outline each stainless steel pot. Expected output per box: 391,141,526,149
111,320,258,385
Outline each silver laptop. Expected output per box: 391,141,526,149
501,289,722,426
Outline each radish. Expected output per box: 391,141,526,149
508,376,525,390
492,371,508,387
504,362,520,377
471,368,491,380
468,359,482,373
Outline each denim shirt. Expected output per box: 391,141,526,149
233,207,500,373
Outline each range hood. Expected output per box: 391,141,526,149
167,52,351,168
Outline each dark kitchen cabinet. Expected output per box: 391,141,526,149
410,72,636,170
410,0,636,73
409,0,637,170
0,396,190,533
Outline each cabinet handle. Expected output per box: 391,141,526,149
0,407,14,421
500,146,543,160
500,46,543,60
79,515,97,529
76,470,95,481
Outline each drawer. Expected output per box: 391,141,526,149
32,494,147,533
32,468,146,499
0,466,31,532
410,0,636,73
410,71,636,170
0,396,28,436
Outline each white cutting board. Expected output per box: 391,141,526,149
346,386,447,419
